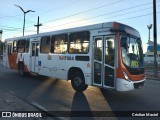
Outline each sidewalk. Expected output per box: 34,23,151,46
0,91,53,120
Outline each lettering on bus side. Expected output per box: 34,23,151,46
59,56,74,61
98,30,109,33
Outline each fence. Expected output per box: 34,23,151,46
144,61,160,78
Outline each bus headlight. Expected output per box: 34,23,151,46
122,70,129,81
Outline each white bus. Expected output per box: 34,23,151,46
3,22,145,92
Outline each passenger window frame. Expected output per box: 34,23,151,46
40,36,51,54
68,31,90,54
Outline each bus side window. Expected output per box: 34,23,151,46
13,40,17,52
51,34,68,54
40,36,50,54
50,36,54,53
8,44,12,55
17,39,26,53
25,39,30,53
69,31,89,54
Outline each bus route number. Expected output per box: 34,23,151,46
131,60,139,68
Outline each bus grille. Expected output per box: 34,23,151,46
134,81,145,89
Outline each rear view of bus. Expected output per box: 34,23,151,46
113,22,145,91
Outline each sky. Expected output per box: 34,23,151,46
0,0,160,53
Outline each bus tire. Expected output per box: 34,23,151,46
71,72,88,92
18,63,26,77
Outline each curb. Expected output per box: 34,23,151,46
0,91,56,120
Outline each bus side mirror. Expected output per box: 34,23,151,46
121,37,127,49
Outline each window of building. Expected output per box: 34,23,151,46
40,36,50,53
17,39,26,53
69,31,89,54
51,34,68,54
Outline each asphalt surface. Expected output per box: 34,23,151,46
0,60,160,120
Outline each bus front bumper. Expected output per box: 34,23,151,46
116,78,146,91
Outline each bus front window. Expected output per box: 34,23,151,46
121,36,144,69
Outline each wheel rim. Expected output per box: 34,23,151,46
74,77,82,86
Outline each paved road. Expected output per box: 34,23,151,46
0,61,160,120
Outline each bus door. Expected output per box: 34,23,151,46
93,36,115,88
30,41,39,73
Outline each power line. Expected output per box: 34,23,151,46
5,12,159,39
1,28,21,31
0,0,80,27
24,0,125,29
0,1,84,31
42,0,125,24
36,0,81,17
0,25,36,33
4,11,159,39
118,12,160,21
108,5,160,20
42,0,158,26
41,4,160,31
4,1,160,38
2,0,159,31
29,1,157,31
9,0,81,25
0,25,21,30
0,12,35,23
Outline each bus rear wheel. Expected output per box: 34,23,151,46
71,72,88,92
18,63,26,77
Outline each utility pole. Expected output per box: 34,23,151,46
0,30,2,41
34,16,42,34
153,0,157,77
147,24,152,44
0,30,3,53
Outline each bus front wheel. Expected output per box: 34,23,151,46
71,72,88,92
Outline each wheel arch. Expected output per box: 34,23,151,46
68,67,88,92
68,67,85,81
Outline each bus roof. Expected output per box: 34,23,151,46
5,21,140,41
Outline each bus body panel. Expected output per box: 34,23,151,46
116,78,145,91
38,53,92,83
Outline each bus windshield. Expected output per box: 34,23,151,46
121,36,144,69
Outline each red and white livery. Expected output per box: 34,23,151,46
3,22,145,92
